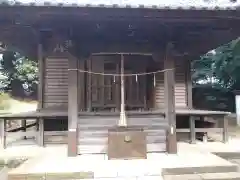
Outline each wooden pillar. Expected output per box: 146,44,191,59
37,39,44,110
186,58,196,143
164,43,177,154
0,119,6,149
189,116,196,144
37,118,44,146
116,61,120,111
186,59,193,108
87,58,92,112
37,42,44,146
68,55,78,157
78,59,85,111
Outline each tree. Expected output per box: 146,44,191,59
214,38,240,90
192,38,240,112
0,49,38,99
192,38,240,91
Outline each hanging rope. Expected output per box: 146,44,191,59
67,68,174,76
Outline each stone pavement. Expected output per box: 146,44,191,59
7,147,237,180
3,140,240,179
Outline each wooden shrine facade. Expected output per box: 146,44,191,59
44,52,189,111
0,4,239,156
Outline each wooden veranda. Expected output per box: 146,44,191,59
0,108,231,154
0,1,239,156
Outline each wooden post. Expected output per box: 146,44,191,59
186,59,193,108
87,57,92,112
119,54,127,126
223,116,229,143
0,119,6,149
37,42,44,146
189,116,196,144
164,43,177,154
68,55,78,157
37,39,44,110
186,58,197,144
21,119,27,140
78,59,85,111
37,118,44,146
116,61,120,111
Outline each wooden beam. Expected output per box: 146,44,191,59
68,54,79,157
6,131,37,138
0,119,6,149
176,128,222,133
164,43,177,154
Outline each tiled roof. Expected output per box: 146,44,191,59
0,0,239,10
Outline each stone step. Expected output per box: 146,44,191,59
162,164,238,176
76,143,166,154
8,171,94,180
214,152,240,159
229,159,240,165
163,172,240,180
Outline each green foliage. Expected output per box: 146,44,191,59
214,38,240,90
14,57,38,91
0,50,38,97
192,38,240,91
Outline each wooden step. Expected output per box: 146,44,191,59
45,135,166,145
44,129,167,137
78,130,167,138
78,124,168,131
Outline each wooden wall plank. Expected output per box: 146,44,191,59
154,60,187,109
43,56,69,108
